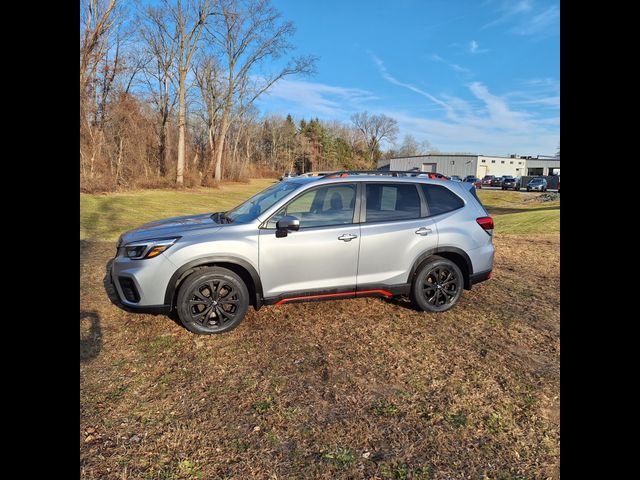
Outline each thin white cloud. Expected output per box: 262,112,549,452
511,4,560,36
258,75,558,156
262,79,378,117
428,53,472,74
468,81,532,130
483,0,559,38
370,53,456,116
468,40,490,54
508,77,560,108
482,0,534,29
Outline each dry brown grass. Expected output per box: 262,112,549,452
80,232,559,480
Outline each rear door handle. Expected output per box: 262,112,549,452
415,227,433,236
338,233,358,242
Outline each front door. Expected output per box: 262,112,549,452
259,183,360,298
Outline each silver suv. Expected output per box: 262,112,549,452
110,172,494,334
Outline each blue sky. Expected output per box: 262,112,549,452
256,0,560,156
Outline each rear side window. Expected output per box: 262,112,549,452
421,184,464,216
365,184,421,222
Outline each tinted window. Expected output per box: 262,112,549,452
267,184,356,229
227,181,299,223
421,184,465,216
365,184,421,222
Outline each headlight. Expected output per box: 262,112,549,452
123,237,180,260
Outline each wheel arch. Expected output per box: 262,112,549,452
165,256,263,310
408,247,473,290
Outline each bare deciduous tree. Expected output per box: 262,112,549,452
204,0,317,183
351,111,399,164
167,0,211,185
80,0,118,95
141,5,180,176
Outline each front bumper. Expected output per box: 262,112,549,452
109,251,177,311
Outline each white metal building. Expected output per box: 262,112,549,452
379,154,560,178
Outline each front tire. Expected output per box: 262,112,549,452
412,257,464,312
176,267,249,334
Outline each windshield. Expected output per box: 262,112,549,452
530,178,543,183
225,181,300,223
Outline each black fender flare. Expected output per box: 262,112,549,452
407,247,473,289
164,256,263,309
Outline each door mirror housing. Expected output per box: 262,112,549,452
276,215,300,237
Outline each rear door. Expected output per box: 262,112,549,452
356,182,438,289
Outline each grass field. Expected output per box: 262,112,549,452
80,182,559,479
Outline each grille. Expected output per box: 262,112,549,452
118,277,140,303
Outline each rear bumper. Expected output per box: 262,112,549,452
469,270,492,286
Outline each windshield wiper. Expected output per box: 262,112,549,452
211,212,233,224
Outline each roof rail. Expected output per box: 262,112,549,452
322,170,450,179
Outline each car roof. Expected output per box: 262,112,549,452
289,174,463,187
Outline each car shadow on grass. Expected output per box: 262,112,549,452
380,295,419,311
80,311,102,363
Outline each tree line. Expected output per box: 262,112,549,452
80,0,434,192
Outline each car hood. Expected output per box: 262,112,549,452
117,213,221,246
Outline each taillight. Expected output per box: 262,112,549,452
476,216,494,232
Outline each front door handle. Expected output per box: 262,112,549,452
415,227,433,236
338,233,358,242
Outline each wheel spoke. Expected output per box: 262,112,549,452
220,298,240,305
207,281,218,300
193,290,208,302
189,299,208,306
440,289,454,300
194,305,214,324
219,285,234,298
216,306,233,322
423,282,436,292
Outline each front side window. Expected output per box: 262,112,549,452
365,184,421,222
226,181,300,223
421,184,465,216
266,184,356,229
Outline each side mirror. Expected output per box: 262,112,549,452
276,215,300,237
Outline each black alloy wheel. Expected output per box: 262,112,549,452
176,267,249,334
412,257,464,312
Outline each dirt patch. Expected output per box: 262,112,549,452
80,234,560,479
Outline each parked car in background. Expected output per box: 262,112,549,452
557,179,560,192
490,176,505,187
501,177,521,190
279,172,298,181
417,172,449,180
526,177,548,192
463,176,482,189
450,175,462,182
481,175,495,186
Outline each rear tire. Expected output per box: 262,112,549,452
176,267,249,334
412,257,464,313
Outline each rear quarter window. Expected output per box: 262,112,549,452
421,184,465,216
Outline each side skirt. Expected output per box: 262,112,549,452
263,284,411,306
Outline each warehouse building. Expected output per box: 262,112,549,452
378,154,560,178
